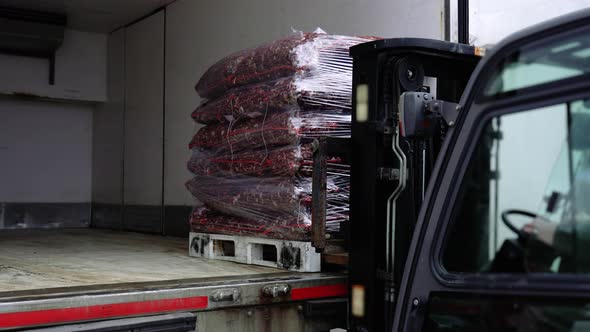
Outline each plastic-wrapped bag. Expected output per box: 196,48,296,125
195,31,376,99
192,77,354,124
189,111,298,150
186,173,348,222
189,207,311,241
186,176,313,225
187,143,351,178
189,111,350,151
188,145,312,177
193,78,298,124
195,32,316,99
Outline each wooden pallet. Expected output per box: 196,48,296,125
189,232,321,272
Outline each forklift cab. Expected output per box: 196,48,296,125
391,8,590,332
348,8,590,332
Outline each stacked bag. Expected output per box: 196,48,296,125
187,29,375,241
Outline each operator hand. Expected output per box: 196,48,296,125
523,218,558,246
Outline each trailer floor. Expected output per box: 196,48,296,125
0,228,284,292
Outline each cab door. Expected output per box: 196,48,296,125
395,9,590,331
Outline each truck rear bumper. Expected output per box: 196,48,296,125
0,272,347,330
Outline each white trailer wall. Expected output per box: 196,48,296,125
0,30,107,102
92,13,166,234
92,29,126,230
468,0,590,45
0,98,93,229
123,11,166,233
0,30,106,229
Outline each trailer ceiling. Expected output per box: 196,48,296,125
0,0,175,32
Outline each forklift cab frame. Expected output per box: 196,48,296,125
393,8,590,332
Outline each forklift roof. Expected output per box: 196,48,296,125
349,37,481,58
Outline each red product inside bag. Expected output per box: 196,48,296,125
195,32,317,99
189,207,311,241
187,145,312,177
195,31,378,100
189,111,350,152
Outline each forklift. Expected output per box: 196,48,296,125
345,7,590,332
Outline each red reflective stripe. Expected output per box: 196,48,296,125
291,283,348,300
0,296,208,328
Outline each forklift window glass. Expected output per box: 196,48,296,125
483,27,590,98
443,98,590,274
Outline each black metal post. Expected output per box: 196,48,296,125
458,0,469,44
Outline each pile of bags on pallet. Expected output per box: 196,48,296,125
187,29,374,241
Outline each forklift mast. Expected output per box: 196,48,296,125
348,39,481,331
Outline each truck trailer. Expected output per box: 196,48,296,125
1,1,590,331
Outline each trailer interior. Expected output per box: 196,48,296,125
0,2,355,330
0,0,308,297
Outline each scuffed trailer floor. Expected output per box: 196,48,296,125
0,228,283,292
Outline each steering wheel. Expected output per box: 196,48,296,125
501,209,537,242
491,209,556,273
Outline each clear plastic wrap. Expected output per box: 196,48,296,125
195,30,376,99
189,206,311,241
192,77,354,124
187,143,349,177
188,111,350,152
185,172,348,238
187,30,365,242
188,145,312,177
186,176,313,225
